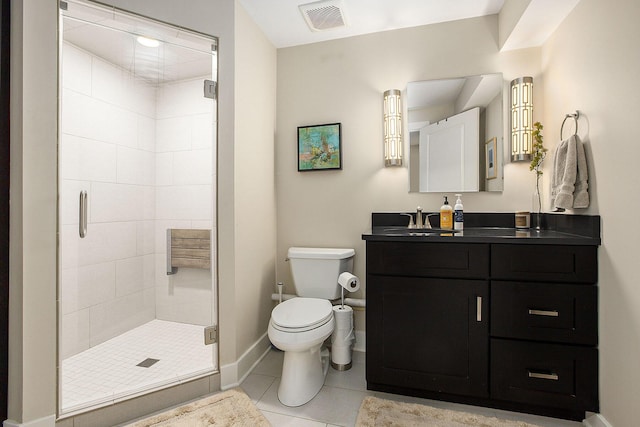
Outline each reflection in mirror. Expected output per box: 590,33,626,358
407,74,504,193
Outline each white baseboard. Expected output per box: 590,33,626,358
583,413,613,427
219,363,238,390
221,329,366,389
3,415,56,427
220,332,271,390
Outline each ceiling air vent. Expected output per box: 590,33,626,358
299,0,348,32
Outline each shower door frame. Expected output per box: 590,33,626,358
56,0,220,417
0,0,10,421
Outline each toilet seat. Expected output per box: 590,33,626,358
271,298,333,333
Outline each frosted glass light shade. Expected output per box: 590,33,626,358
136,36,160,47
383,89,403,167
511,77,533,162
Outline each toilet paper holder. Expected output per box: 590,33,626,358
333,272,359,371
337,272,360,308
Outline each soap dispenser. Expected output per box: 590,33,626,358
440,196,453,230
454,194,464,230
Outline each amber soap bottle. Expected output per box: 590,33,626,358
440,195,453,230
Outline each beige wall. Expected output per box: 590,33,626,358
229,1,278,366
542,0,640,425
8,0,58,422
275,15,543,331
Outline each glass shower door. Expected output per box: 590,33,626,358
58,0,218,415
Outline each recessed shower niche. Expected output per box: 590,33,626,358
58,0,218,415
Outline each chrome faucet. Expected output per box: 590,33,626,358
401,213,416,228
423,213,438,229
403,207,437,229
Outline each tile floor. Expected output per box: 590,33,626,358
60,320,214,414
241,348,584,427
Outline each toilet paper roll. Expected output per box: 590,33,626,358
338,272,360,293
332,305,355,366
332,305,354,333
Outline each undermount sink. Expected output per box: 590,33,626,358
378,227,460,236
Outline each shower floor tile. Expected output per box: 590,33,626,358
60,319,215,414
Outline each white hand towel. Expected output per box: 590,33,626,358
550,134,589,210
573,136,589,208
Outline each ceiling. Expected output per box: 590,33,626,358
238,0,506,48
62,0,215,85
60,0,580,84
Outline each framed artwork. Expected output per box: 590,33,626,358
297,123,342,171
485,137,497,180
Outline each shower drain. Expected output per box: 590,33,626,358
136,358,160,368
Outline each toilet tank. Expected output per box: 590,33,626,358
288,247,355,300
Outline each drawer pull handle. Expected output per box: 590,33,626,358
476,296,482,322
528,309,559,317
528,370,559,381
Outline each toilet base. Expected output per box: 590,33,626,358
277,345,330,407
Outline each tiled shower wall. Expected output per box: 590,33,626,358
154,76,215,326
60,43,214,359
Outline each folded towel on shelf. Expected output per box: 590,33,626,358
550,134,589,210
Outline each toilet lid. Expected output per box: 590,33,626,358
271,298,333,330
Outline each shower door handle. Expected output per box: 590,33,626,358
79,190,88,238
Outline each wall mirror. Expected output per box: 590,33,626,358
407,73,504,193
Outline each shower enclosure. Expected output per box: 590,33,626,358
58,0,218,415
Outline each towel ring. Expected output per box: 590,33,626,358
560,110,580,140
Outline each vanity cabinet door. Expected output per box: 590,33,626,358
367,275,489,397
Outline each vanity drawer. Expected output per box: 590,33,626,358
491,244,597,283
366,241,489,278
491,339,598,412
491,281,597,345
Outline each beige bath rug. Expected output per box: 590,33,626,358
356,396,543,427
125,388,270,427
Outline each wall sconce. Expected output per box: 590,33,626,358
510,77,533,162
383,89,403,167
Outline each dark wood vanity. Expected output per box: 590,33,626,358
362,213,600,421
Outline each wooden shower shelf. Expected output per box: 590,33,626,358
167,229,211,274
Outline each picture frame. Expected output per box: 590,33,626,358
297,123,342,171
485,137,497,180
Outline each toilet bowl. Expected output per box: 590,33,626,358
268,247,355,407
268,297,335,406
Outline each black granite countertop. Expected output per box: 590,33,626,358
362,212,601,246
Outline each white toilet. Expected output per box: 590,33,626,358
268,247,355,407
